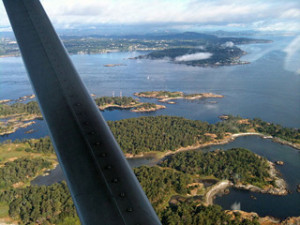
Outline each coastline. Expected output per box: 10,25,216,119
204,180,233,205
98,103,166,112
204,161,288,206
134,91,224,103
0,114,42,136
0,121,36,136
125,132,300,160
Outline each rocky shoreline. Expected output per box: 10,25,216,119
131,104,166,112
98,103,166,112
125,131,300,159
204,161,288,206
134,91,224,103
226,210,300,225
234,161,288,196
0,113,42,136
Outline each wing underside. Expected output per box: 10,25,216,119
2,0,161,224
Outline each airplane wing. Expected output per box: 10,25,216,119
2,0,161,224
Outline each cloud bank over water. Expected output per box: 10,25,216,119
175,52,213,62
223,41,235,47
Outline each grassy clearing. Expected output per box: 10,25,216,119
0,142,57,165
0,202,9,218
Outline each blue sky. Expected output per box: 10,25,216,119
1,0,300,33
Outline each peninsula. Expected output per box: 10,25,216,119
161,148,287,198
108,115,300,156
135,46,249,67
134,91,224,102
0,101,42,136
0,116,297,224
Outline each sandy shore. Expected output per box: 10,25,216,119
205,180,233,205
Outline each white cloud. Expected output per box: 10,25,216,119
223,42,234,47
280,9,300,19
175,52,213,61
0,0,299,32
256,22,300,32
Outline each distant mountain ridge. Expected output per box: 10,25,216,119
61,31,271,44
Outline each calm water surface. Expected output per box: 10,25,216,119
1,35,300,219
0,36,299,128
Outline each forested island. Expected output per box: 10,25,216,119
135,46,249,67
94,96,166,112
134,91,224,102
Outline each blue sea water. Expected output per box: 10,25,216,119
0,35,299,218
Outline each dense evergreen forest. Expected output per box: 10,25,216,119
136,91,183,98
135,102,157,109
108,116,211,154
134,166,192,211
0,182,79,225
160,203,259,225
0,158,52,189
0,164,259,225
108,116,300,155
251,117,300,143
3,115,298,156
0,101,40,117
138,46,245,66
161,148,272,187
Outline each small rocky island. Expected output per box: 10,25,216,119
0,95,167,136
134,91,224,103
104,64,126,67
275,160,284,166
